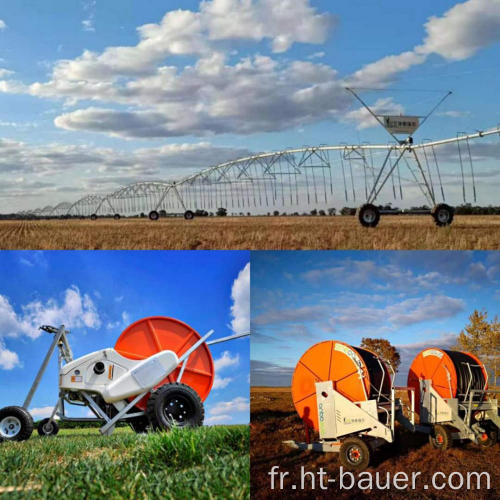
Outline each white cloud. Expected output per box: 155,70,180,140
230,262,250,334
0,69,13,78
343,97,404,130
205,414,231,424
82,19,95,32
349,0,500,88
0,20,6,30
0,341,20,370
0,286,101,341
212,376,232,389
208,396,249,415
214,350,240,371
29,406,60,419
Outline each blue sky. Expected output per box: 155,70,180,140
0,0,499,211
251,251,500,386
0,250,250,424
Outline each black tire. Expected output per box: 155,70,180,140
129,416,150,434
432,203,454,227
339,437,371,471
90,214,98,221
357,204,380,228
477,423,498,447
0,406,34,442
113,213,121,220
37,418,59,437
184,210,194,220
429,424,453,450
149,210,159,221
146,383,204,431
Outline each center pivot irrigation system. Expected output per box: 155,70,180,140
0,317,249,441
285,340,499,471
20,89,500,227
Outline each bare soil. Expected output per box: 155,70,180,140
251,387,499,499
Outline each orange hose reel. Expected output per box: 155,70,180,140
114,316,214,410
291,340,391,431
407,348,487,413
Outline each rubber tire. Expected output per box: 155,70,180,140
357,204,380,228
146,383,204,431
37,418,59,437
129,417,150,434
477,423,498,447
90,214,98,221
0,406,34,442
149,210,159,221
339,437,371,471
184,210,194,220
429,424,453,450
432,203,454,227
113,213,121,220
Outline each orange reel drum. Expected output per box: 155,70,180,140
291,340,391,431
407,348,488,413
114,316,214,410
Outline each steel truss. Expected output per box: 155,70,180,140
19,126,500,226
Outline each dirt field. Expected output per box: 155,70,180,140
0,215,499,249
250,387,499,499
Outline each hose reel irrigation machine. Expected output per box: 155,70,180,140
285,340,499,470
0,317,248,442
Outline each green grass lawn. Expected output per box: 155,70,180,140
0,425,249,499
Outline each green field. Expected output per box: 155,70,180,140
0,425,249,499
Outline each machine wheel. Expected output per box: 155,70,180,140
429,424,453,450
184,210,194,220
0,406,34,442
432,204,454,227
477,423,498,447
148,210,159,221
113,213,121,220
90,214,98,221
147,383,204,431
37,418,59,437
129,417,150,434
339,437,371,471
357,204,380,228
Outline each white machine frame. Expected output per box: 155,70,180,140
22,324,248,436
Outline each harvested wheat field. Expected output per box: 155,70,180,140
250,387,499,499
1,215,499,250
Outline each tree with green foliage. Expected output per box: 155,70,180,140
456,310,499,386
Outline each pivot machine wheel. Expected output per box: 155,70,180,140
339,437,371,471
113,213,121,220
357,204,380,228
37,418,59,437
184,210,194,220
0,406,34,442
432,203,454,227
429,424,453,450
90,214,98,221
147,383,204,430
148,210,159,221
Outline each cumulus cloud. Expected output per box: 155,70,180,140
0,138,250,211
0,286,101,341
0,19,6,30
0,341,20,370
343,97,404,130
230,263,250,334
350,0,500,88
29,406,60,419
208,396,249,415
212,350,240,389
0,286,101,370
